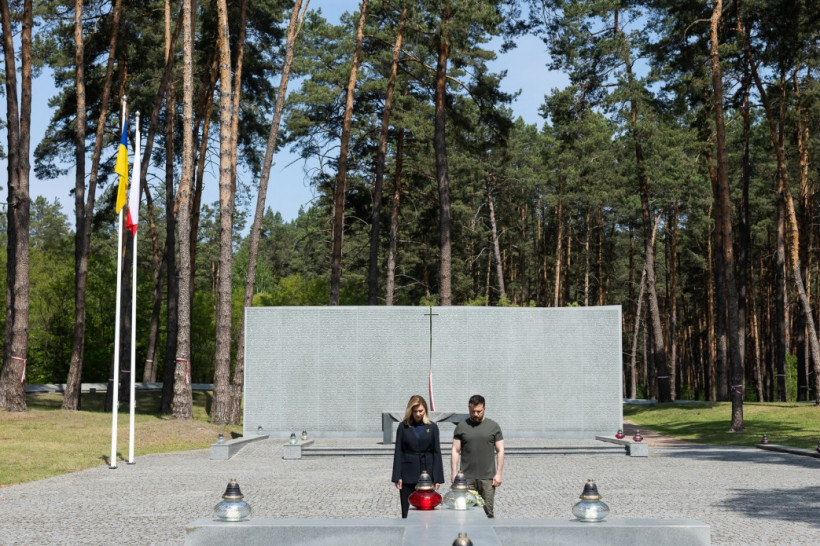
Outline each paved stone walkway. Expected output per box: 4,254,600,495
1,438,818,545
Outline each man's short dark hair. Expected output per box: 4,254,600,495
468,394,485,407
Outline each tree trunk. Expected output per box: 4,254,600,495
173,0,196,419
368,6,406,305
159,75,178,414
145,0,178,386
710,0,743,429
62,0,123,411
553,198,563,307
739,54,753,400
706,204,717,401
486,172,505,300
794,68,813,401
630,268,646,399
210,0,238,425
330,0,368,305
434,5,453,306
597,207,604,306
583,211,590,306
230,0,307,424
669,203,678,400
630,212,661,400
385,129,405,305
0,0,32,412
63,0,88,410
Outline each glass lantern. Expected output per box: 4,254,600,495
408,470,442,510
442,471,477,510
572,479,610,522
214,479,252,522
289,433,298,444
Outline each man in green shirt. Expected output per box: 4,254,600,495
450,394,505,518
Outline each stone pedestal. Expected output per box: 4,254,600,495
282,439,314,460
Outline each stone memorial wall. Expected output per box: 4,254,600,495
243,306,622,439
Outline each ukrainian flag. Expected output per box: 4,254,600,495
114,119,129,213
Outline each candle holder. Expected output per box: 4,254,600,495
453,532,473,546
442,471,477,510
289,433,297,445
301,429,308,441
760,433,769,445
632,430,643,442
217,433,226,445
408,470,442,510
571,479,610,522
214,479,252,521
615,429,624,439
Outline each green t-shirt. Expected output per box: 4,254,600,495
453,417,503,479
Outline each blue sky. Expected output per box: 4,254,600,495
21,2,567,223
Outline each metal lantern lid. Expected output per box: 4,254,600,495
451,471,469,491
453,532,473,546
222,478,245,500
579,479,602,500
415,470,435,490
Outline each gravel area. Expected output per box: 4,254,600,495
1,438,818,545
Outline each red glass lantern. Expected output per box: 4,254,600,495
615,429,624,439
633,430,643,442
408,470,442,510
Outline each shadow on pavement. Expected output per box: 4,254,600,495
720,486,820,527
657,445,820,469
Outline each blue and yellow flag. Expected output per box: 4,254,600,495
114,119,129,213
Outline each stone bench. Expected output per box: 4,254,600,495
595,435,649,457
382,412,469,444
210,434,269,460
283,439,315,460
185,510,709,545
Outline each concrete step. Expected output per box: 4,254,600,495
299,444,625,458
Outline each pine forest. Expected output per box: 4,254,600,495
0,1,818,429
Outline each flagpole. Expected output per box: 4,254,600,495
110,96,127,470
128,111,141,465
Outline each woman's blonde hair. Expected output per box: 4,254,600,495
402,395,431,425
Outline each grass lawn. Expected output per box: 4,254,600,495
625,401,820,449
0,392,242,487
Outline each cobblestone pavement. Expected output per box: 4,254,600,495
1,438,818,545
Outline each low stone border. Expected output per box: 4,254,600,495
756,443,820,459
210,434,269,460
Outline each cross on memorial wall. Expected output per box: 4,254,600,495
424,306,438,411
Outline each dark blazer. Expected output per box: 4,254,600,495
391,421,445,485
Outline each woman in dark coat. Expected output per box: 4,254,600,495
391,394,445,518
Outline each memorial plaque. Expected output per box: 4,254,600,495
244,306,623,439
